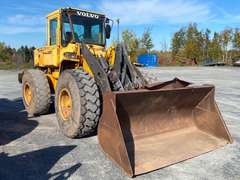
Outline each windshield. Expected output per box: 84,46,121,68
62,14,105,46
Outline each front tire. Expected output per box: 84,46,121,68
55,69,101,138
22,69,51,116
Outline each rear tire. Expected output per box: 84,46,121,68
22,69,51,116
55,69,101,138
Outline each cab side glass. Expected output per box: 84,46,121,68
50,19,57,46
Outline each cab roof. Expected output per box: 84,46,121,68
47,7,105,18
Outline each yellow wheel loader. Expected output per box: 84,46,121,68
18,8,233,177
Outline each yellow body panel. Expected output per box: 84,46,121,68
105,46,116,66
34,46,60,67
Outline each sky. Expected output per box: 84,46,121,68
1,0,240,50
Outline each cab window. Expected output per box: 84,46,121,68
61,14,105,46
50,18,57,45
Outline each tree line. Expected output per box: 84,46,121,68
172,23,240,64
1,23,240,69
120,24,240,65
0,42,35,68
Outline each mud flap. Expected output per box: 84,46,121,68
18,71,24,83
98,85,232,177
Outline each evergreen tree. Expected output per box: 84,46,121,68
171,28,185,57
184,23,202,61
0,42,12,62
221,28,233,62
122,29,140,62
140,28,154,52
233,28,240,51
202,29,211,59
208,32,223,60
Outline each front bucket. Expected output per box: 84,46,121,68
98,85,232,177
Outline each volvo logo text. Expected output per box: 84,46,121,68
77,11,99,19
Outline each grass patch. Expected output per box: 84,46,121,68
0,62,33,70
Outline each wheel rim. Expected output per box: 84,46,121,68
59,88,72,121
23,83,32,106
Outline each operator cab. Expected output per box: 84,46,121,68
61,9,112,47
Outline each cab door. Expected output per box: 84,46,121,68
42,16,60,67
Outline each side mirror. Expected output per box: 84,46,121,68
105,24,111,39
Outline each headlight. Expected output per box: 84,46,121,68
64,52,78,59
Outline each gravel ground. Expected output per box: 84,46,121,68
0,67,239,180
